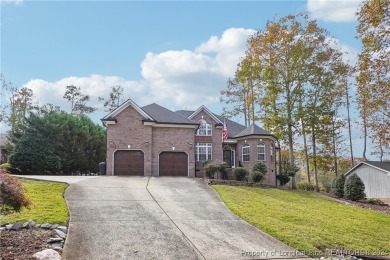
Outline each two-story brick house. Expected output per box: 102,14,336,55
102,99,278,186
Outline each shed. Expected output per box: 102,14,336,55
344,161,390,199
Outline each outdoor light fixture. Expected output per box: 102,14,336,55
188,142,193,147
172,147,175,151
109,139,114,147
145,141,149,147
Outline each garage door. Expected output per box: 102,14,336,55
114,150,144,176
159,152,188,176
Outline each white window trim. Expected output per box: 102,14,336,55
270,145,274,162
242,144,250,162
197,119,212,136
257,143,266,161
196,143,212,161
231,150,236,168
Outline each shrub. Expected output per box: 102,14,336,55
318,174,335,193
205,163,218,178
252,162,267,174
297,181,316,191
276,174,290,186
0,169,31,212
251,171,264,183
233,167,249,181
251,162,267,183
367,198,386,205
331,174,346,197
344,173,366,201
204,162,227,179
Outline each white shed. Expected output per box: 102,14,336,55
344,161,390,199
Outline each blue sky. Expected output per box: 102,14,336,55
2,0,373,158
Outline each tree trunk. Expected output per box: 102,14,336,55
332,116,338,176
286,89,296,189
301,119,310,183
311,124,319,192
362,115,368,161
345,81,354,166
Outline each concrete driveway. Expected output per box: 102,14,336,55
62,177,302,260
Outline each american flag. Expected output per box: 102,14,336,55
222,120,228,142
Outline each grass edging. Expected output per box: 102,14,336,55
0,179,69,225
212,185,390,258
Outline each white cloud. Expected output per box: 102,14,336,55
1,0,23,6
307,0,363,22
20,28,255,116
139,28,255,109
326,37,359,66
24,74,145,112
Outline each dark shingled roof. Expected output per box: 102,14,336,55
365,161,390,172
235,124,272,138
214,115,246,138
142,104,198,125
175,110,247,138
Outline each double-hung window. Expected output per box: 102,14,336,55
242,144,250,162
196,143,212,161
257,143,265,161
197,119,212,136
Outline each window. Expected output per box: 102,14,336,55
196,143,212,161
197,119,212,136
257,143,265,161
270,144,274,162
242,144,250,162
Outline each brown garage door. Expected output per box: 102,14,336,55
159,152,188,176
114,150,144,176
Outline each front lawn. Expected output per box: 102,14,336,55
0,179,69,225
213,185,390,257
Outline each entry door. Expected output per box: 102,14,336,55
223,150,232,167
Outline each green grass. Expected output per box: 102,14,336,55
0,179,69,225
213,185,390,257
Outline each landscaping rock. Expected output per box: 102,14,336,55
33,249,61,260
51,224,59,229
50,242,63,248
52,229,66,239
28,219,37,228
47,237,63,244
23,222,29,229
41,223,52,229
0,227,5,231
56,226,67,233
1,222,10,227
36,224,41,228
10,223,23,231
52,247,63,253
5,224,13,230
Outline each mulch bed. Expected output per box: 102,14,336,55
0,229,52,260
319,192,390,215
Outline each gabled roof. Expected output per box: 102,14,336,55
101,99,153,121
188,105,223,124
142,104,198,125
235,124,273,138
345,161,390,176
214,115,246,138
175,110,247,138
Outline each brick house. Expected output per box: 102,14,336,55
102,99,278,186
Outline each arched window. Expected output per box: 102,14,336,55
197,119,212,136
242,144,250,162
257,143,265,161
